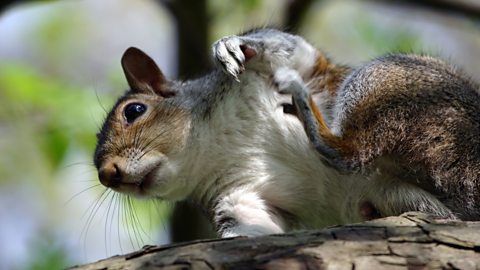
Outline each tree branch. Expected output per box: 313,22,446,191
69,212,480,269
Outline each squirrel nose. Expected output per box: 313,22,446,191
98,162,122,188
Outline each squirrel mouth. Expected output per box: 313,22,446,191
111,165,160,196
137,164,161,192
106,162,163,197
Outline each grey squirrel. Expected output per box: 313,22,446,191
94,29,480,237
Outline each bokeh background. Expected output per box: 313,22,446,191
0,0,479,268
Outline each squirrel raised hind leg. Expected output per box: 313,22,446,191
273,67,459,220
273,67,353,172
274,52,480,220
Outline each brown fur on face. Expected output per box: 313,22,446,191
94,92,190,171
94,47,191,183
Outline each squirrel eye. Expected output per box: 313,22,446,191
124,103,147,124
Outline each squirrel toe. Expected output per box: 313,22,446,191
273,67,305,95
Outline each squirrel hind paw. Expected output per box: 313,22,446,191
273,67,306,95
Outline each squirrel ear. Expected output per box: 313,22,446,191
121,47,175,97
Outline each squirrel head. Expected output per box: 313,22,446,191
94,47,191,200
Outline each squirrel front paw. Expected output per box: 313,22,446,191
274,67,310,117
212,36,257,81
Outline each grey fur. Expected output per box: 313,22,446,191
285,53,480,220
95,29,480,239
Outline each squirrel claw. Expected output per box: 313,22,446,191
213,35,252,80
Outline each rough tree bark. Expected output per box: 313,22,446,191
69,212,480,269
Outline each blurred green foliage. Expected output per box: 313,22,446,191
0,63,103,268
0,64,100,170
354,16,425,55
0,63,170,268
18,232,71,270
0,62,172,269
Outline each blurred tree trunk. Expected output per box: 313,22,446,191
163,0,211,79
0,1,16,13
284,0,316,31
0,1,31,15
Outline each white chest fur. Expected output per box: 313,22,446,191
183,71,367,235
